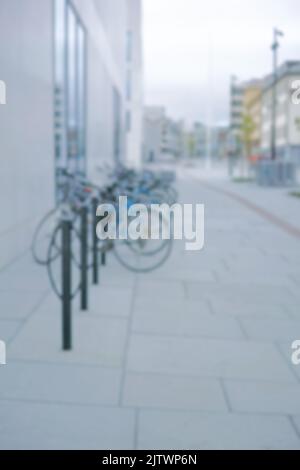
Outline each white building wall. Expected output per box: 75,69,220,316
73,0,127,173
0,0,54,269
261,74,300,159
288,76,300,146
93,0,128,77
0,0,142,270
125,0,143,168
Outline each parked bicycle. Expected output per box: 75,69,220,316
32,166,177,275
31,165,177,350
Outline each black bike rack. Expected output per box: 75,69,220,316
80,205,89,311
60,197,108,350
101,210,108,266
61,218,72,351
92,198,99,285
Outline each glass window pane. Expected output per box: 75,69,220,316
54,0,87,187
67,5,78,172
113,87,121,163
54,0,67,199
77,24,86,175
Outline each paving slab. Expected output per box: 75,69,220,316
8,309,128,367
186,281,292,304
136,280,185,300
88,285,133,318
132,307,244,340
0,320,22,343
123,373,227,412
240,317,300,342
138,409,300,450
0,362,121,406
224,380,300,415
0,401,135,450
127,334,296,382
0,290,47,320
210,298,289,319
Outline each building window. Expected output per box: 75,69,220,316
113,87,122,163
54,0,87,198
231,111,241,119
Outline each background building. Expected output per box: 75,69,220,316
143,106,165,162
193,122,207,159
143,106,185,161
161,117,185,159
183,122,228,161
211,125,229,160
246,81,264,159
229,76,269,166
229,76,245,157
261,61,300,162
0,0,143,271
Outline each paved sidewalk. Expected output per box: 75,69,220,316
1,174,300,449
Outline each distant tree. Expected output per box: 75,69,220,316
240,114,255,177
187,133,196,158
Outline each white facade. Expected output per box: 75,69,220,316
193,122,207,158
143,106,185,162
125,0,144,168
143,106,165,162
229,78,245,156
0,0,143,270
261,61,300,161
161,118,185,159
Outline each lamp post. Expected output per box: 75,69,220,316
270,28,284,160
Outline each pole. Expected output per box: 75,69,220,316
271,30,278,161
80,205,88,311
271,28,284,160
101,250,107,266
101,210,108,266
205,30,214,171
62,219,72,351
92,198,99,285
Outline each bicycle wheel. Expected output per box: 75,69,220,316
31,207,61,265
123,207,171,256
47,222,82,299
114,237,173,273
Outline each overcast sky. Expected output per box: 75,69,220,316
142,0,300,126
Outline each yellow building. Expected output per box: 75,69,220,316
243,80,264,158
